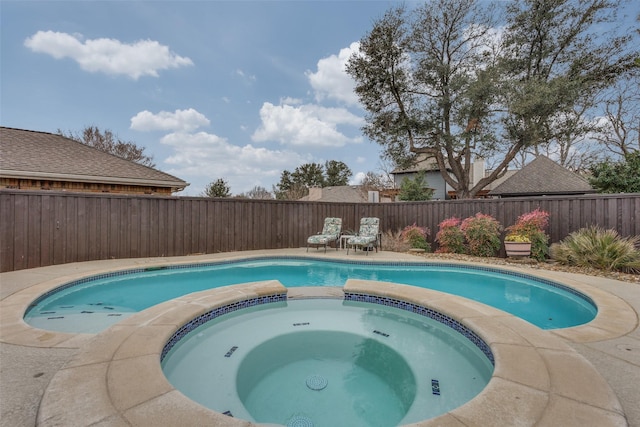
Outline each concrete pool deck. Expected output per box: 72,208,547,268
1,249,639,426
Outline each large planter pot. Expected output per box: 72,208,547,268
504,241,532,257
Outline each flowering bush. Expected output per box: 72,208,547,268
460,213,502,257
505,208,550,260
400,223,431,251
435,217,466,254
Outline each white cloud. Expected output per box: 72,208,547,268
159,131,307,194
235,68,256,83
24,30,193,79
130,109,210,132
251,102,364,148
306,42,360,106
351,171,366,185
280,96,302,105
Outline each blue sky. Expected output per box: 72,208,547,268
2,1,637,196
1,0,407,196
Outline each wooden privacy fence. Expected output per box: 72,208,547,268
1,190,638,272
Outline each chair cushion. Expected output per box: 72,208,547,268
308,234,336,245
321,218,342,236
347,235,376,246
358,217,379,237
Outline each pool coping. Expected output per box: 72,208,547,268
31,281,626,426
1,249,638,426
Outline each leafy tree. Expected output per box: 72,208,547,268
58,126,155,167
202,178,231,198
273,183,308,200
273,170,308,200
398,171,434,201
291,163,325,187
274,161,353,200
275,170,296,193
324,160,352,186
346,0,635,199
499,0,634,171
589,151,640,193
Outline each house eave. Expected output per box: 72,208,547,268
489,190,597,197
1,169,189,192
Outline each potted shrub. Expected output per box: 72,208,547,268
504,233,532,257
504,208,550,259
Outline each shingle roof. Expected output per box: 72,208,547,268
488,155,594,196
0,127,188,191
299,185,369,203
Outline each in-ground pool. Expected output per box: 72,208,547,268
161,298,494,427
24,257,596,333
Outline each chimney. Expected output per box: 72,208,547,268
473,158,485,187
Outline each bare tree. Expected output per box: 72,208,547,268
525,101,605,172
237,186,274,199
593,77,640,158
58,126,155,168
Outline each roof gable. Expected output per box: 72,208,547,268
0,127,188,191
488,155,593,196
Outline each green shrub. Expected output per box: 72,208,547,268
400,223,431,251
435,217,466,254
460,213,502,257
550,226,640,273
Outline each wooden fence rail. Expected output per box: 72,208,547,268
1,190,638,272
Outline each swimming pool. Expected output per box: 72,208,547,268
161,298,494,426
24,257,596,332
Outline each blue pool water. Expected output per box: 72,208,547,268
25,257,596,333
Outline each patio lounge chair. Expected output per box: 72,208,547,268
346,217,380,255
307,217,342,253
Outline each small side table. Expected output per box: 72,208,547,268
339,234,355,250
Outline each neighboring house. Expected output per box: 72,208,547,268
488,155,595,198
0,127,188,195
300,185,390,203
392,155,487,200
447,169,517,199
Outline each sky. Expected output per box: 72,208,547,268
1,0,409,196
2,1,637,196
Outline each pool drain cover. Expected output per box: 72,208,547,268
287,416,314,427
306,374,328,391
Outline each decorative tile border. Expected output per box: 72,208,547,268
344,292,495,366
160,289,494,372
160,293,287,361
